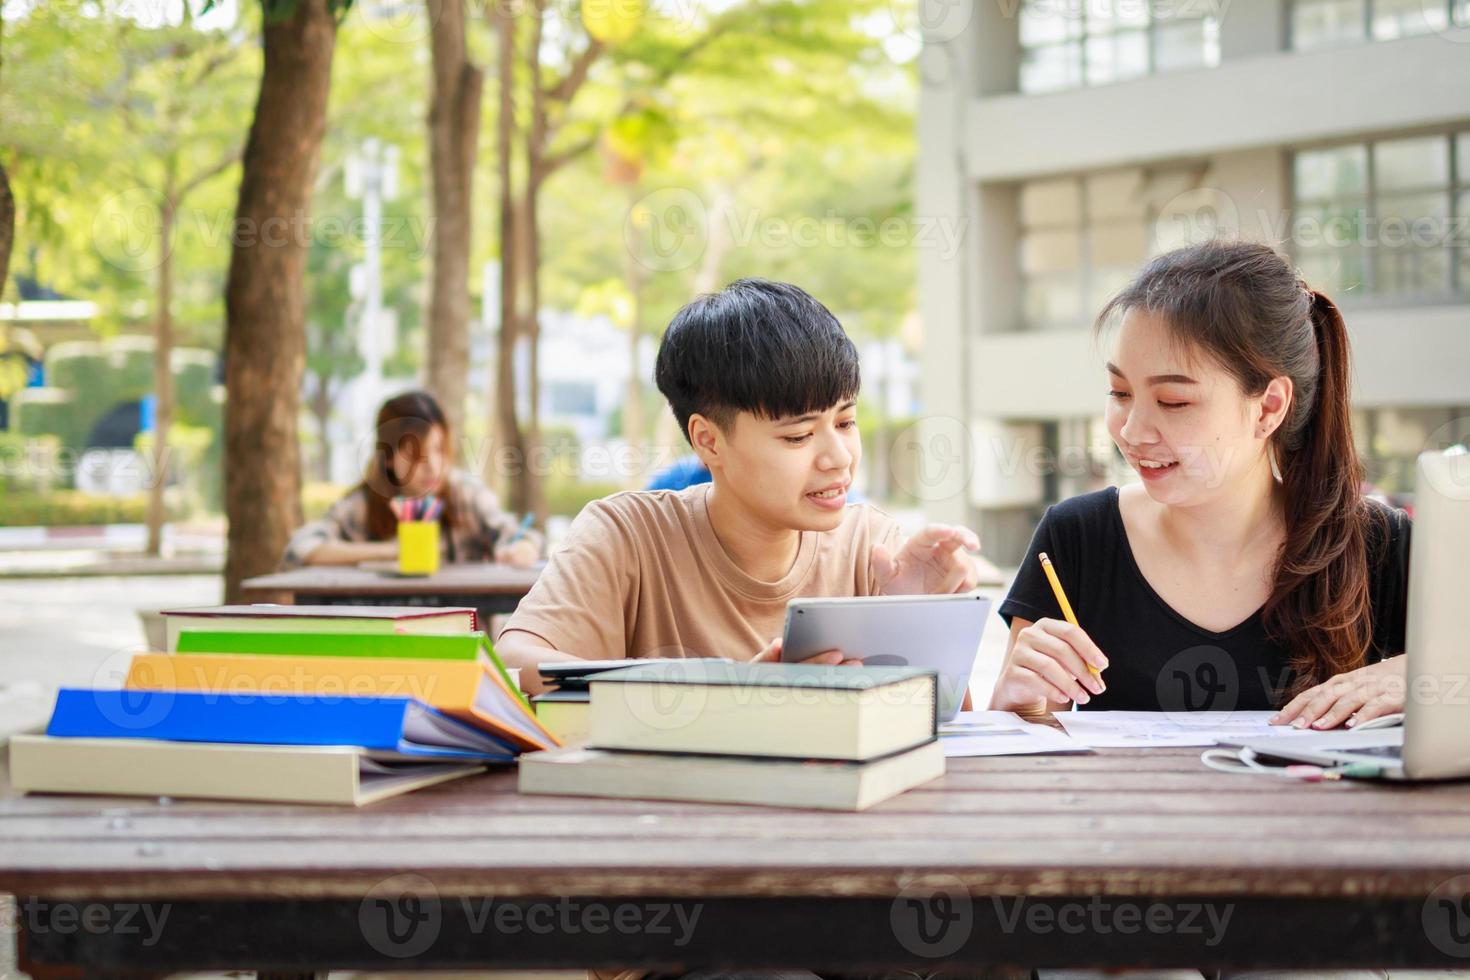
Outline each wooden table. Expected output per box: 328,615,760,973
240,563,543,625
5,746,1470,978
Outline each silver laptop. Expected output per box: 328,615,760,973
1223,450,1470,780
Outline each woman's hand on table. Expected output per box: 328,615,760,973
1270,655,1407,730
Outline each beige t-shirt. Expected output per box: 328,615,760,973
501,484,904,662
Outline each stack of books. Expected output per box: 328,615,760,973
10,605,559,806
519,659,945,811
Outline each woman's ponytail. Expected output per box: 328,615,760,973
1267,289,1377,697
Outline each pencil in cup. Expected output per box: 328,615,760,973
397,518,441,575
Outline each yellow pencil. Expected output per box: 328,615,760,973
1038,552,1099,677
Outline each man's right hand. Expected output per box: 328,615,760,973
752,636,859,666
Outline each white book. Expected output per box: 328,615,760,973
9,735,484,806
519,740,945,811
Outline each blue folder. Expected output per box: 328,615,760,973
45,688,516,762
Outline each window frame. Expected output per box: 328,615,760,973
1286,0,1466,49
1018,1,1221,94
1288,129,1470,305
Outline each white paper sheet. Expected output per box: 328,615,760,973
1055,710,1322,748
938,710,1090,757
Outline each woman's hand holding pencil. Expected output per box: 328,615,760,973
989,552,1109,713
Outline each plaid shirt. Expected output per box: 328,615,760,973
280,469,541,569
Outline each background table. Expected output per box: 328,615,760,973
5,745,1470,978
240,563,543,628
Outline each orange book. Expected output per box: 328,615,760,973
125,652,558,752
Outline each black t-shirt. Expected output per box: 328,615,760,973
997,487,1412,712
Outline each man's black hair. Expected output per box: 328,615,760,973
654,278,861,444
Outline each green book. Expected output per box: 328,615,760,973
176,630,482,661
586,660,938,762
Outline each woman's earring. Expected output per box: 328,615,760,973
1269,445,1284,483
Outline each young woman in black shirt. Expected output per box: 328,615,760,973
992,241,1411,731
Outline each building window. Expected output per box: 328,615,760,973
1289,0,1469,49
1018,167,1210,330
1291,131,1469,300
1019,0,1221,94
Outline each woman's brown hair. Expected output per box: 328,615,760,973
1095,240,1384,700
359,390,463,545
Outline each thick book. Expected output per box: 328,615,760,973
587,660,939,761
519,740,945,811
9,735,483,806
532,689,591,745
125,652,557,752
44,688,516,762
162,604,477,651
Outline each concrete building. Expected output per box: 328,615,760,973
917,0,1470,562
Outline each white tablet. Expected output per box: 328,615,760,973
780,593,991,721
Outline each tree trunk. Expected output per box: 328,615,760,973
221,0,338,602
145,196,176,556
425,0,481,437
621,184,646,486
310,378,333,482
490,0,525,508
0,13,9,300
522,181,547,524
0,163,13,303
520,3,548,525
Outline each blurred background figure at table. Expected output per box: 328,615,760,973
280,390,542,570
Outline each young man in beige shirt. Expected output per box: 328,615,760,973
497,278,982,695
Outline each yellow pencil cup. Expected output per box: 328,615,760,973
397,520,441,576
